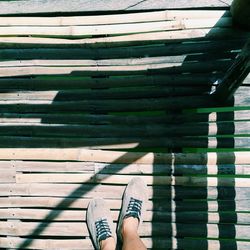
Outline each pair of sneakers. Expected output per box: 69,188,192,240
87,177,148,250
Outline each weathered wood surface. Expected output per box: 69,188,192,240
0,110,248,124
0,10,231,26
0,237,249,250
0,28,249,48
0,0,233,15
0,7,249,250
1,196,249,209
1,208,250,224
0,136,248,149
0,39,243,60
14,174,250,187
0,18,233,37
0,74,218,91
0,121,247,137
1,184,249,200
0,149,249,164
0,60,233,77
0,220,249,238
6,161,250,175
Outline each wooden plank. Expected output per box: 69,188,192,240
0,110,248,125
0,64,180,77
0,208,249,224
0,221,248,239
11,161,250,175
0,183,128,199
0,60,232,78
0,136,248,149
0,236,92,250
0,171,15,183
0,149,248,164
0,18,232,37
15,173,250,187
0,87,209,101
0,39,243,60
2,237,250,250
0,1,233,15
0,28,248,48
1,237,248,250
1,184,249,200
0,74,217,91
1,197,249,211
0,51,236,67
0,220,156,237
0,122,248,137
0,161,15,183
0,11,230,26
0,96,214,113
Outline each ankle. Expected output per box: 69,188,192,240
121,217,139,238
100,236,116,250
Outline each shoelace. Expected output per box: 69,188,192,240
95,218,112,242
125,197,143,220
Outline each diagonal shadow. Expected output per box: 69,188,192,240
17,151,151,249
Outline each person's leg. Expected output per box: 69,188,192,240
100,237,116,250
121,217,146,250
117,177,148,250
87,198,116,250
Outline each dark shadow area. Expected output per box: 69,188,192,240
0,9,249,250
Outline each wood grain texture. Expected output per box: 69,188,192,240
0,110,248,124
0,6,249,249
0,10,230,26
0,28,248,48
0,208,249,224
1,197,249,210
0,149,249,164
1,183,250,199
9,161,250,175
0,39,243,60
0,221,248,239
0,18,233,37
0,237,248,250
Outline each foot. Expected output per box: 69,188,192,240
87,198,116,250
117,177,148,241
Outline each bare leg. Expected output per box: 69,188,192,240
100,237,116,250
122,217,147,250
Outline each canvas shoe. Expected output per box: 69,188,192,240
117,177,148,241
87,198,117,250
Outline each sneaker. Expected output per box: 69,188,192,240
117,177,148,241
87,198,117,250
